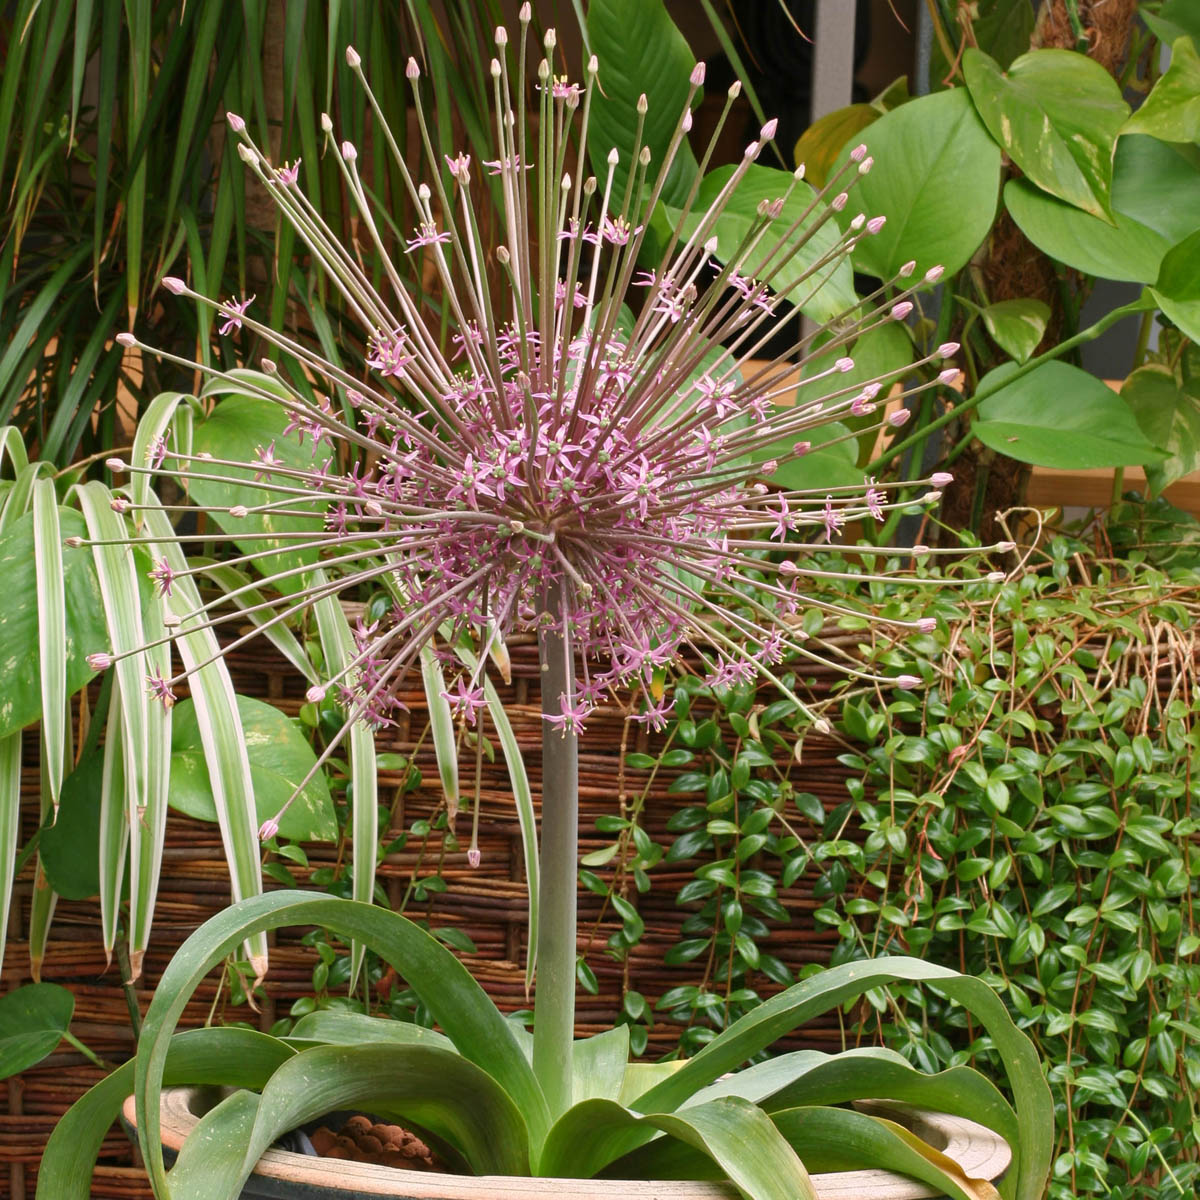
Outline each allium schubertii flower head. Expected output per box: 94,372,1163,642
99,19,1001,841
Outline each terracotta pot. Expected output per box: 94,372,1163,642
124,1086,1012,1199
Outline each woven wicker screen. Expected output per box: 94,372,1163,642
0,633,862,1200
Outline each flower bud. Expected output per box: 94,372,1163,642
63,536,84,548
163,612,182,628
888,408,912,427
916,618,937,633
899,260,916,277
936,341,960,359
896,674,921,689
850,143,867,162
988,571,1006,583
87,652,113,671
320,112,333,132
406,57,420,80
835,356,855,372
761,117,778,140
937,367,961,386
226,112,245,132
494,26,508,46
890,300,912,320
345,46,361,68
912,544,930,555
341,140,357,162
691,62,706,86
306,684,327,703
931,472,953,487
161,276,187,295
229,505,248,518
867,215,886,234
105,457,126,471
468,847,482,868
116,332,136,347
858,155,874,174
925,265,945,283
996,540,1016,552
258,817,280,842
831,191,848,211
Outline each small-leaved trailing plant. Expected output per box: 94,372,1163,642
43,16,1051,1200
595,540,1195,1199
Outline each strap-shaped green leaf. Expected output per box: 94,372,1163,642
98,677,129,954
133,891,549,1195
36,1027,296,1200
169,1042,530,1198
32,479,66,809
634,958,1051,1200
573,1025,630,1106
614,1104,1000,1200
420,641,460,819
287,1009,456,1053
312,586,377,989
538,1095,817,1199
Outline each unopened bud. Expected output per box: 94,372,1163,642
988,571,1006,583
831,191,848,211
607,147,619,166
996,540,1016,552
899,260,916,277
850,143,867,162
891,300,913,320
161,276,187,295
850,213,866,231
924,490,943,503
229,505,248,518
931,472,953,486
543,28,556,50
406,57,420,80
744,140,759,159
341,140,357,162
867,215,886,234
916,618,937,633
494,25,508,46
813,717,832,735
793,441,811,456
691,62,706,86
163,612,182,628
105,457,126,471
109,497,129,513
936,341,960,359
260,358,278,374
925,265,945,283
888,408,912,427
345,46,361,68
896,674,921,689
637,93,648,114
116,332,136,347
681,110,694,133
258,817,280,842
761,117,778,140
237,142,257,163
496,245,510,264
937,367,961,386
468,847,482,868
64,536,84,548
728,80,742,99
835,356,855,372
520,2,532,20
87,652,113,671
320,112,333,132
226,112,246,132
858,156,874,174
912,544,930,555
306,684,327,703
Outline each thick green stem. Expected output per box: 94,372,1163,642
532,579,578,1120
867,298,1151,476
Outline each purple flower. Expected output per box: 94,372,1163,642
218,294,254,335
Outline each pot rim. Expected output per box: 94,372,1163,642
124,1087,1011,1199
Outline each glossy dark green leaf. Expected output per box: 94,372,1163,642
964,47,1127,218
0,509,107,739
1004,178,1169,283
663,164,857,322
1124,37,1200,144
973,362,1165,468
167,694,336,842
0,983,73,1079
40,752,104,900
586,0,699,211
1121,364,1200,496
835,89,1001,280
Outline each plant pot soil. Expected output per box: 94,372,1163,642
123,1086,1012,1199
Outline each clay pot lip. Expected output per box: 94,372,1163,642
124,1086,1012,1199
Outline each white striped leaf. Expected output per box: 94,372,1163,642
98,680,129,958
141,503,267,978
0,733,21,973
129,391,196,514
419,643,460,821
77,481,156,973
32,479,66,809
312,583,377,989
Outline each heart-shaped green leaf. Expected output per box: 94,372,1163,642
834,88,1001,280
1004,178,1169,283
0,983,73,1078
1110,134,1200,246
1151,227,1200,342
40,751,104,900
663,164,857,322
964,48,1128,218
981,298,1050,363
167,694,336,842
973,361,1165,468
